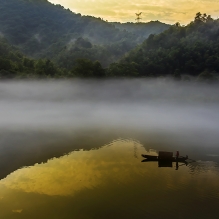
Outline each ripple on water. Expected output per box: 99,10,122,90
0,139,219,219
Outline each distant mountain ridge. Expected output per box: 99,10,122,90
111,21,169,43
0,0,170,67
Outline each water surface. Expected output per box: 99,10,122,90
0,139,219,219
0,79,219,218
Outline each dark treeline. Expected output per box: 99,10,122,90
0,0,168,68
107,13,219,82
0,2,219,81
0,37,64,78
112,21,169,43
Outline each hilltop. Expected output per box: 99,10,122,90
1,2,218,81
0,0,169,68
107,13,219,81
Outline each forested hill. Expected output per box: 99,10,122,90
0,0,169,67
112,21,169,43
107,13,219,81
0,37,64,79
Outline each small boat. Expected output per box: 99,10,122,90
141,154,188,162
142,151,188,162
141,151,193,168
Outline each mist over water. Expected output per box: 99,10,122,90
0,79,219,162
1,79,219,218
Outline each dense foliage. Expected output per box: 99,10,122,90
0,2,219,81
112,21,169,43
0,0,169,68
0,37,63,78
107,13,219,81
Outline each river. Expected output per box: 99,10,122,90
0,79,219,218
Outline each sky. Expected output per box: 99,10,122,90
48,0,219,24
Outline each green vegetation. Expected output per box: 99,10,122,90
0,37,63,78
0,2,219,81
71,59,105,78
112,21,169,44
107,13,219,81
0,0,168,68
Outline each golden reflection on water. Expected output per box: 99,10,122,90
0,139,147,196
0,139,219,219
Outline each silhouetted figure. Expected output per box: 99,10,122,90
176,151,179,159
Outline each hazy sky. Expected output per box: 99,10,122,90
48,0,219,24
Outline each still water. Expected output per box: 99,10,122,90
0,79,219,218
0,139,219,219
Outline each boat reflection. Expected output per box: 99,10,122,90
0,140,219,219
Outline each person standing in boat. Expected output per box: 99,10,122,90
176,151,179,159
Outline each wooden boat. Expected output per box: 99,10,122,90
141,154,188,162
141,151,192,168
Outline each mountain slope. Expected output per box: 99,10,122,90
112,21,169,43
0,0,170,67
0,36,63,78
107,13,219,80
0,37,31,78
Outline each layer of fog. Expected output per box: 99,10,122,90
0,79,219,157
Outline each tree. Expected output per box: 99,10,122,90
194,12,203,23
197,70,218,83
0,58,12,71
174,22,181,27
92,61,105,77
194,12,212,23
35,59,58,77
72,58,105,77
